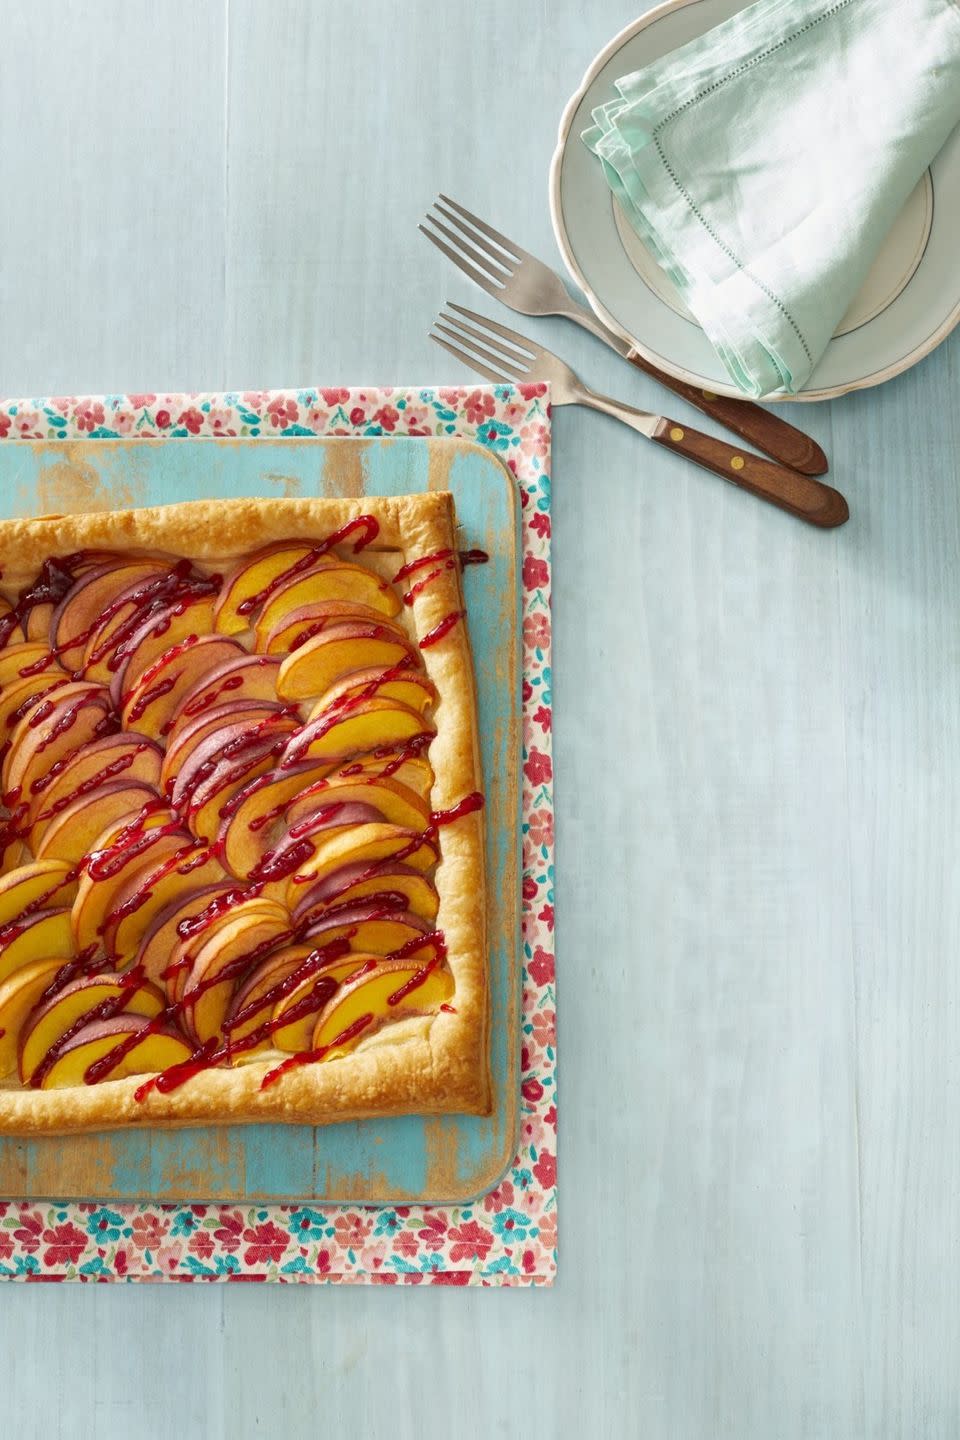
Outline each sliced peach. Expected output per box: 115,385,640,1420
302,903,431,956
282,823,437,906
25,733,163,844
0,908,74,987
50,560,169,672
0,642,58,689
0,958,66,1077
279,698,431,768
34,781,160,863
224,943,317,1048
286,774,430,834
166,894,289,1005
170,713,294,814
26,604,55,643
37,1015,193,1089
164,653,284,745
19,973,165,1083
269,959,359,1053
328,748,434,801
317,666,436,717
71,823,194,954
120,635,246,738
136,882,238,989
110,592,219,706
276,624,415,703
102,841,225,965
0,599,21,647
255,562,400,644
0,669,70,743
214,543,328,635
310,958,454,1057
4,682,113,797
292,863,439,926
261,601,408,656
80,567,198,682
180,717,301,844
0,859,80,925
160,700,287,792
215,762,333,880
181,904,292,1043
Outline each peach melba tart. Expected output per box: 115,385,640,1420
0,495,488,1133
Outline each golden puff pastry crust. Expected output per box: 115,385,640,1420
0,494,490,1134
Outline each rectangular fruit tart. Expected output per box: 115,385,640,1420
0,493,490,1134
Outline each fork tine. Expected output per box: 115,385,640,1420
437,194,523,263
429,331,508,386
433,203,514,276
437,311,532,368
445,302,540,358
423,212,510,282
418,224,501,299
434,321,528,380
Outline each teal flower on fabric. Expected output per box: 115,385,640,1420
86,1208,124,1242
491,1208,530,1241
171,1210,200,1238
288,1208,325,1242
474,419,512,452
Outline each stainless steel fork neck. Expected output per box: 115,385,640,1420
575,384,660,438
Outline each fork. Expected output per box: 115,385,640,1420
430,304,849,529
420,194,829,478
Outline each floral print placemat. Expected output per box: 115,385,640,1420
0,385,555,1285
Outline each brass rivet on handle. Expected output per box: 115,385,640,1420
701,390,717,400
730,456,745,471
669,427,684,442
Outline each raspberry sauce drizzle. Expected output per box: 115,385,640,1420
234,518,380,618
418,610,465,649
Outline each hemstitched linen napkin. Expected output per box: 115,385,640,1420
583,0,960,397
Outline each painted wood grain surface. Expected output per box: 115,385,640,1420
1,0,959,1437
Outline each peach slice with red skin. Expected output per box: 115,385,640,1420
328,748,434,801
80,566,202,682
0,958,67,1077
316,666,437,718
34,780,160,864
166,895,289,1005
282,822,438,906
301,903,431,956
181,903,292,1043
71,821,196,954
160,699,288,793
285,774,430,834
109,592,219,706
163,653,284,745
276,623,416,703
291,862,440,926
19,972,166,1084
49,560,170,673
0,641,58,689
261,601,408,656
179,716,302,844
255,563,400,645
0,669,71,745
136,882,239,989
36,1014,194,1089
169,712,296,814
119,635,246,738
0,908,74,987
309,957,454,1058
101,841,225,965
278,697,432,769
215,761,337,880
24,732,163,845
0,859,80,925
224,943,317,1048
3,681,114,797
214,543,331,636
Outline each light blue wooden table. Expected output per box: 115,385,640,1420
1,3,958,1437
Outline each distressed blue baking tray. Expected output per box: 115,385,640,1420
0,436,521,1205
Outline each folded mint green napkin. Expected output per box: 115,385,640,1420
582,0,960,397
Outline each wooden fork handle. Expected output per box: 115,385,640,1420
629,353,829,477
652,418,848,528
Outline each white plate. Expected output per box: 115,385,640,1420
549,0,960,402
